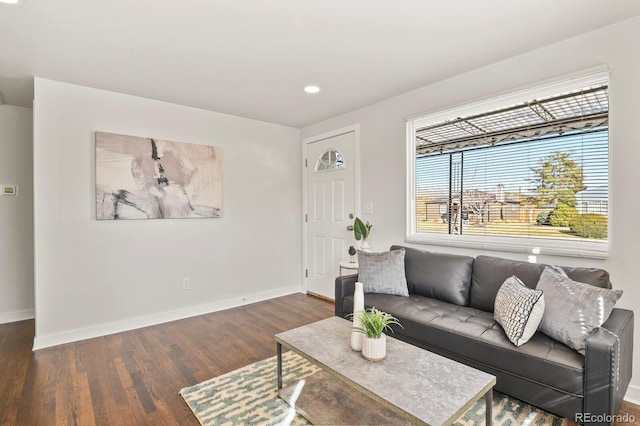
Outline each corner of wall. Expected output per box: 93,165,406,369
0,309,35,325
0,105,35,321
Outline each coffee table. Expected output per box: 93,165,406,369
275,316,496,425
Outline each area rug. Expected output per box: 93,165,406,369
180,351,564,425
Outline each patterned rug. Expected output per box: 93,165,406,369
180,351,565,425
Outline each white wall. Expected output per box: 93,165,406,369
0,106,34,323
302,16,640,403
33,78,301,348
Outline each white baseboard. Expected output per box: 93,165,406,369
0,308,35,325
33,286,302,350
624,384,640,405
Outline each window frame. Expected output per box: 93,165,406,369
405,67,610,259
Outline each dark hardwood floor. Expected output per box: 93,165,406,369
0,293,638,425
0,294,333,425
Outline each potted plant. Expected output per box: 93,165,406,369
353,217,372,251
350,307,402,361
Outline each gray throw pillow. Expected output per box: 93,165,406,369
358,249,409,297
494,276,545,347
536,267,622,354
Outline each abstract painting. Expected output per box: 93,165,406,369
96,131,223,220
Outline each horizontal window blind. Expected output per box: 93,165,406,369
416,130,608,236
407,72,609,258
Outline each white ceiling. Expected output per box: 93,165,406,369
1,1,639,128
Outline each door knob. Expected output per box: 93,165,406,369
347,225,354,231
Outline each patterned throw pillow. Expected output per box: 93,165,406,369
494,276,545,347
536,267,622,354
357,249,409,297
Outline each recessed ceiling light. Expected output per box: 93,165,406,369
303,85,321,94
0,0,23,4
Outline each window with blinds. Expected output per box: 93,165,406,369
406,70,609,258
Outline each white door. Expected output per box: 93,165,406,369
305,130,357,299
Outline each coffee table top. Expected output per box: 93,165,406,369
275,316,496,425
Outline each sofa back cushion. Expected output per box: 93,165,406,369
390,245,474,306
470,255,612,312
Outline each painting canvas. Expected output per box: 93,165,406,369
96,132,223,220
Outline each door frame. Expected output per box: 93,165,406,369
302,124,361,295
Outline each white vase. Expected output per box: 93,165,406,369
350,282,365,351
359,239,371,252
362,335,386,361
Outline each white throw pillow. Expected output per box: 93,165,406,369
494,276,545,347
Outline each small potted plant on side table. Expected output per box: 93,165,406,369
353,217,372,251
350,307,402,361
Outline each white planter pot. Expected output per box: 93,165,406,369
362,335,386,361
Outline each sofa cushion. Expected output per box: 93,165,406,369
343,293,585,396
556,265,612,289
357,249,409,297
537,267,622,354
470,256,546,312
470,255,612,312
494,276,545,347
390,245,473,306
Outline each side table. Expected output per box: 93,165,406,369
338,261,359,276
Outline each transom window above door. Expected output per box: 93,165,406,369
315,149,345,172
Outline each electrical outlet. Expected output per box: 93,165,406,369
182,277,191,290
1,185,18,196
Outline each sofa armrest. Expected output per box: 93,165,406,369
335,274,358,317
583,308,634,425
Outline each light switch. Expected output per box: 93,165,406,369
363,201,373,214
1,185,18,196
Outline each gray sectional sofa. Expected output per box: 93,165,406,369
335,245,634,424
